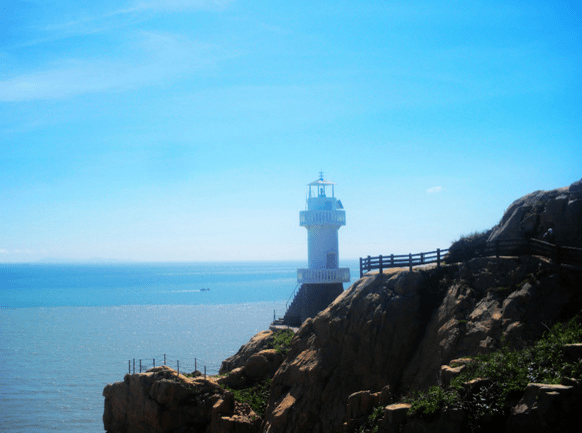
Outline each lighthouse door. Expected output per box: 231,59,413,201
326,252,337,269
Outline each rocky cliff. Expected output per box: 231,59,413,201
261,257,582,433
488,178,582,247
103,366,262,433
103,179,582,433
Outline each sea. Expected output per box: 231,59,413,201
0,260,356,432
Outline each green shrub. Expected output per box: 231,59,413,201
227,378,272,415
452,315,582,395
405,386,459,420
271,329,295,355
356,405,384,433
405,316,582,431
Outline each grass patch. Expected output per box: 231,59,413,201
270,329,295,355
226,378,272,415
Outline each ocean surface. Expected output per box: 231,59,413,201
0,260,356,432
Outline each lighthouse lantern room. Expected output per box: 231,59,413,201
297,172,350,284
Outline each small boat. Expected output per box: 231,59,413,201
200,288,210,292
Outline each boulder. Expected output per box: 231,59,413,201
563,343,582,363
380,403,410,432
488,178,582,248
245,349,284,379
507,381,582,433
220,330,276,374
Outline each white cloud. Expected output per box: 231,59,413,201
0,32,217,102
427,186,443,194
131,0,233,12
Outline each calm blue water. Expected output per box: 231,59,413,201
0,261,355,432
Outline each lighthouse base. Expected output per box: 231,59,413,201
280,283,344,327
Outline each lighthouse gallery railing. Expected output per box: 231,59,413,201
297,268,350,284
300,210,346,226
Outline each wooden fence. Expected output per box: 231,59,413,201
360,248,448,277
360,238,582,277
529,238,582,265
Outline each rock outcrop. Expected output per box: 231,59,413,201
103,366,261,433
262,256,582,433
488,178,582,247
219,330,278,374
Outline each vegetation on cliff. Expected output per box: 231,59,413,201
223,378,273,415
446,230,492,264
269,329,294,355
216,329,295,418
402,316,582,431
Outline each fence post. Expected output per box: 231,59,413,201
133,358,135,374
195,358,197,372
153,358,155,368
204,365,206,380
164,354,166,366
177,360,180,375
420,253,424,264
437,249,441,267
128,360,131,375
140,359,142,373
391,254,394,266
359,257,363,277
409,253,413,271
379,255,383,274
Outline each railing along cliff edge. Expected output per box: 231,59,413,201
360,238,582,278
360,248,448,277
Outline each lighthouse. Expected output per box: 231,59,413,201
297,173,350,284
278,173,350,327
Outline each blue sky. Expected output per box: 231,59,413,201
1,0,581,263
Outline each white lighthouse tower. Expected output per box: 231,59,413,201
276,173,350,327
297,172,350,284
